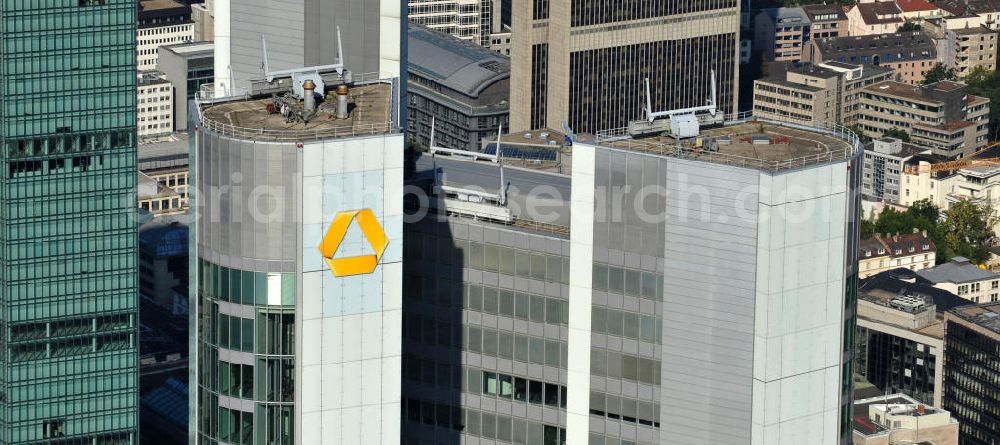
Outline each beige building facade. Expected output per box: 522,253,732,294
753,62,894,127
859,81,990,159
509,0,740,133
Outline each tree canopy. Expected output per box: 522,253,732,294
922,63,957,85
898,21,921,32
862,199,998,264
882,127,910,142
966,66,1000,140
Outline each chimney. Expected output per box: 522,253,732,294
913,227,919,234
336,84,349,119
302,79,316,112
922,229,928,238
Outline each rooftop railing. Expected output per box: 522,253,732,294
593,111,863,173
195,75,399,142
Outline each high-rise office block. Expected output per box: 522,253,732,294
408,0,495,46
943,303,1000,444
403,114,862,444
0,1,139,443
212,0,402,91
508,0,741,133
189,68,404,443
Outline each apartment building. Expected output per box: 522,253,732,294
407,24,510,152
508,0,740,133
858,80,991,159
852,393,959,445
138,0,194,70
754,7,811,61
855,268,969,407
937,0,1000,31
859,230,937,278
804,4,850,39
848,1,904,36
802,32,938,85
943,303,1000,443
137,71,174,139
918,256,1000,302
753,62,893,127
924,18,999,78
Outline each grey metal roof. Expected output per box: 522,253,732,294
407,23,510,98
916,257,999,283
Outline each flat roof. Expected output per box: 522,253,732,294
199,82,394,142
864,81,943,104
853,394,947,437
597,121,855,173
161,41,214,56
139,0,186,11
951,302,1000,335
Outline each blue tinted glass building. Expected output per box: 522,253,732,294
0,0,138,443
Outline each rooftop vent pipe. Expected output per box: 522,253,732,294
302,79,316,112
336,85,349,119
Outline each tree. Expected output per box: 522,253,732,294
882,127,910,142
941,200,999,264
922,63,957,84
898,21,921,32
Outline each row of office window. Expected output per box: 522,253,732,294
590,348,661,386
198,259,296,306
589,390,660,428
592,263,664,302
403,397,567,445
407,231,570,284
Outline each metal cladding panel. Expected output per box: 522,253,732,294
228,0,306,89
659,159,760,445
196,130,301,269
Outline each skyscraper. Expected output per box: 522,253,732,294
212,0,402,90
189,59,404,445
508,0,741,133
403,116,862,444
0,1,139,443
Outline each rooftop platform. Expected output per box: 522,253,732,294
951,303,1000,335
595,119,858,173
198,81,395,142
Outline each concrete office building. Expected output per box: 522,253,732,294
407,24,509,152
192,0,216,41
189,69,404,443
212,0,401,91
754,7,811,62
0,0,140,443
858,80,991,159
862,137,928,203
943,303,1000,443
137,71,175,139
752,62,893,127
854,269,968,407
403,115,863,445
158,41,214,132
138,0,195,70
407,0,494,46
508,0,740,133
803,4,850,40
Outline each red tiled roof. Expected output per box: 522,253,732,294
896,0,939,12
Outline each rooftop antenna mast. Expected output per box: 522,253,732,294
496,123,506,206
644,69,717,123
261,26,345,82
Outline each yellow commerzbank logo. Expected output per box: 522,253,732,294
318,209,389,277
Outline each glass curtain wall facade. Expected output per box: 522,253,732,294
0,0,139,443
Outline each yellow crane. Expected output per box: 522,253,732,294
903,141,1000,174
